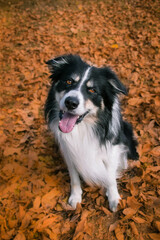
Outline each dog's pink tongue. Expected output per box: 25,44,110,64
59,112,79,133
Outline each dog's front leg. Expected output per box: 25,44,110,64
104,145,124,212
106,177,120,212
66,161,82,209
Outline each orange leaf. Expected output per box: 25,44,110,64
128,97,143,106
132,216,146,224
42,217,57,228
101,206,112,215
18,205,26,221
45,228,59,239
150,146,160,157
73,210,90,239
42,189,61,208
154,96,160,107
154,221,160,232
126,181,138,196
111,44,119,48
130,222,139,236
114,225,124,240
20,213,31,229
33,196,41,209
148,233,160,240
127,196,142,210
14,232,26,240
109,221,119,232
123,208,137,216
3,147,21,156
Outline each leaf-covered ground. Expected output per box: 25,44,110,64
0,0,160,239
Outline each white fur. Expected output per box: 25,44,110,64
78,67,92,90
53,58,68,67
50,119,128,212
109,97,121,136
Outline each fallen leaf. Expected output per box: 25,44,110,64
101,206,112,215
111,44,119,48
33,196,41,209
14,232,26,240
42,217,58,228
109,221,119,232
3,147,21,156
73,210,90,239
132,216,146,224
123,208,137,216
148,233,160,240
153,221,160,232
127,196,142,210
42,189,61,209
128,97,143,106
20,213,31,229
114,224,124,240
130,222,139,236
18,205,26,221
150,146,160,157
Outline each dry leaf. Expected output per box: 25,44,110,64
101,206,112,215
150,146,160,157
42,217,57,228
33,196,41,209
127,196,142,210
109,221,119,232
114,225,124,240
111,44,119,48
42,189,61,208
128,97,143,106
3,147,21,156
153,221,160,232
132,216,146,224
20,213,31,229
18,205,26,221
130,222,139,236
148,233,160,240
123,208,137,216
14,232,26,240
73,210,90,239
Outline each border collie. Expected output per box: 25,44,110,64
45,54,139,212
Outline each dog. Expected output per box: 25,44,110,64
45,54,139,212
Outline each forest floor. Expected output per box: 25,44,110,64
0,0,160,239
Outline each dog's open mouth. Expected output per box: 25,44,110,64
59,111,89,133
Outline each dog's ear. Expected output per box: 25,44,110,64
46,55,69,73
102,67,127,95
46,55,72,81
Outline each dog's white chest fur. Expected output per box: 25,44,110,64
51,121,127,187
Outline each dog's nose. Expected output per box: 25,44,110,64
65,97,79,110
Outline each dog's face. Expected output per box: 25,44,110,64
46,55,127,133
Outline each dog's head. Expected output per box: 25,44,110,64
46,54,127,133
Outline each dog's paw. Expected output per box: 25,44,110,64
68,194,82,209
107,191,121,212
109,199,120,212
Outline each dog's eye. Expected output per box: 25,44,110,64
66,80,72,85
88,88,96,94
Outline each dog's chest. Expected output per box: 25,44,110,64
55,123,109,185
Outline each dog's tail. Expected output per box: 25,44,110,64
123,121,139,160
